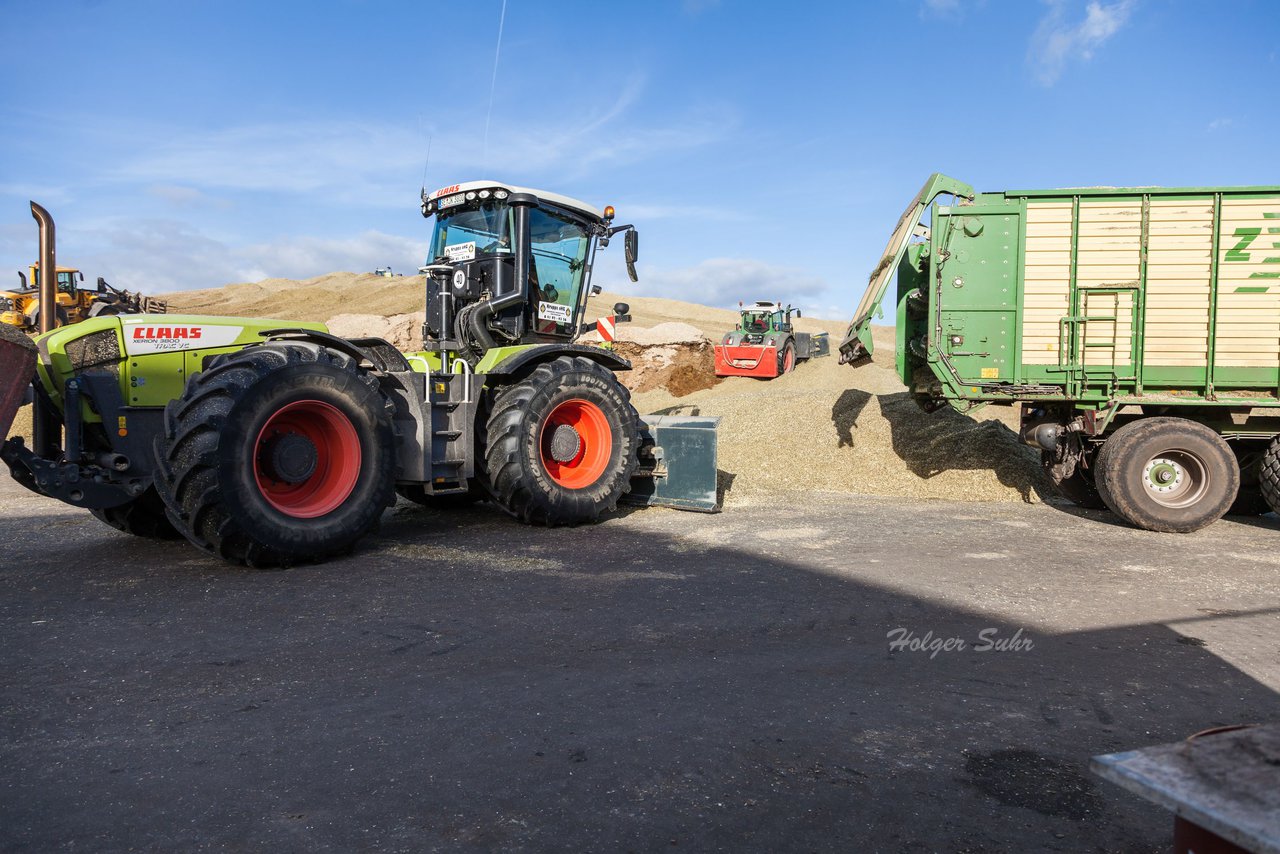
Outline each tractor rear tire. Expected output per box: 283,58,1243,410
90,487,181,539
1094,418,1238,533
482,356,639,525
152,342,396,567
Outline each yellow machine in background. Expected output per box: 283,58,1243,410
1,263,167,332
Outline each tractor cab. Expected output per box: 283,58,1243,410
736,301,799,342
419,181,638,360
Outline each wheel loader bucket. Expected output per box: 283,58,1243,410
626,415,721,512
0,323,37,440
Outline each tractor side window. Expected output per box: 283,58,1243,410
529,208,589,336
775,311,788,332
57,272,76,294
430,202,512,261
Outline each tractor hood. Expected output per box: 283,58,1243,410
838,173,974,364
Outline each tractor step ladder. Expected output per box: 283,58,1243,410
425,372,482,495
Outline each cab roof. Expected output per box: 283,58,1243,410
425,180,605,221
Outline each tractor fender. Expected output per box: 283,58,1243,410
255,327,401,370
257,328,413,374
481,343,631,382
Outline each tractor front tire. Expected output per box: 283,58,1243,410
1094,418,1238,533
483,356,639,525
778,341,796,375
153,342,396,567
90,487,181,539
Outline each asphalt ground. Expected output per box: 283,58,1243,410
2,477,1278,852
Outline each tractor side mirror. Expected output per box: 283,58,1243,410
624,229,638,283
794,309,802,318
591,284,602,296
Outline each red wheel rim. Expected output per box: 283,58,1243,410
784,348,795,372
253,400,361,518
539,398,612,489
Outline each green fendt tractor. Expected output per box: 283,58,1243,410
0,188,718,567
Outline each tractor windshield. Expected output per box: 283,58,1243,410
741,311,772,333
429,201,513,262
529,207,591,337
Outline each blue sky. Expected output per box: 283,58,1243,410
1,0,1276,318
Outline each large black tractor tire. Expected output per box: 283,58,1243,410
89,487,182,539
1094,418,1238,533
482,356,639,525
152,342,396,568
778,340,796,375
1257,436,1280,516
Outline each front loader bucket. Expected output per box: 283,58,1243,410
0,323,37,439
626,415,721,512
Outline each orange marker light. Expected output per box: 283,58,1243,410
603,205,615,220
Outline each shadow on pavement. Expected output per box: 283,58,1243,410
1,504,1277,852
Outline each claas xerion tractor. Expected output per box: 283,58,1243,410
0,189,718,568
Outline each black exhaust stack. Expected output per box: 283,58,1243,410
28,202,61,457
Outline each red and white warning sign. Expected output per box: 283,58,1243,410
596,315,616,342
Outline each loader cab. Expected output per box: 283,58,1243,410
29,264,83,296
420,180,638,354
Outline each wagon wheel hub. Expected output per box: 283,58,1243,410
1145,459,1183,493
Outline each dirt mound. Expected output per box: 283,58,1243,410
634,326,1053,506
326,311,424,351
585,322,721,398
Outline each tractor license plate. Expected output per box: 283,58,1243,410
438,193,465,210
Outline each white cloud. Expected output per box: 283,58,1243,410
73,218,426,292
101,78,730,205
145,184,233,210
1207,117,1233,132
601,257,827,309
1029,0,1136,85
238,231,427,282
